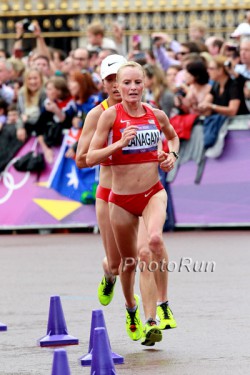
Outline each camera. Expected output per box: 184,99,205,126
21,18,35,32
224,60,232,69
227,46,237,51
175,86,186,97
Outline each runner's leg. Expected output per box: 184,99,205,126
137,217,158,320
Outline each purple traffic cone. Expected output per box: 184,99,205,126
90,327,117,375
38,295,78,347
51,349,71,375
79,309,124,366
0,321,7,331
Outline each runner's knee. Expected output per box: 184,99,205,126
103,256,119,276
148,233,164,257
138,246,151,264
109,262,120,276
121,256,138,273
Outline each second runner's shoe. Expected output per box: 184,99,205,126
98,276,116,306
126,294,143,341
157,302,177,330
141,318,162,346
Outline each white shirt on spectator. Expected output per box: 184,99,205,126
87,37,117,52
235,64,250,79
0,84,14,104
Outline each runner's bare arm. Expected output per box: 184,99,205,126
86,108,138,167
76,105,102,168
153,108,180,171
153,108,179,153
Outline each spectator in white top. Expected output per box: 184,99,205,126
231,23,250,39
0,59,14,104
235,36,250,80
86,22,118,53
234,36,250,109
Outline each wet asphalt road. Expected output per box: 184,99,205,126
0,230,249,374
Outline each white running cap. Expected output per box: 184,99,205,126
100,54,127,79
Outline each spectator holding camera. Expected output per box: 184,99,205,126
220,40,239,59
151,32,180,72
223,36,250,114
198,55,243,116
222,35,249,80
13,19,50,60
234,36,250,80
235,35,250,113
13,19,63,78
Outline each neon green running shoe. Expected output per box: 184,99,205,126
126,295,143,341
157,302,177,330
141,318,162,346
98,276,116,306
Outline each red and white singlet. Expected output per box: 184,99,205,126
108,103,161,165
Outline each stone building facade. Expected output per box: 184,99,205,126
0,0,248,53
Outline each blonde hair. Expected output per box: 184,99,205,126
211,55,229,75
117,61,145,82
143,64,166,107
21,67,44,106
87,22,105,36
189,20,207,34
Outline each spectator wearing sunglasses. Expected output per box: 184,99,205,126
198,55,244,116
175,44,204,88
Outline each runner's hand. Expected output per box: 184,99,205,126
160,153,176,172
158,150,168,162
119,124,138,147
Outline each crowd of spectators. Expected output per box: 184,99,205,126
0,13,250,174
